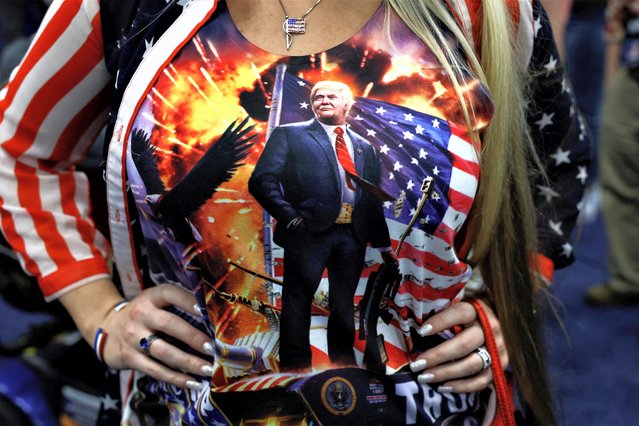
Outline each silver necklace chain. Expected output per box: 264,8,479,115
277,0,322,20
277,0,323,50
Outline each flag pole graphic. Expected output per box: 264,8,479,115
261,63,287,304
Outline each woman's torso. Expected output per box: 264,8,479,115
117,1,495,423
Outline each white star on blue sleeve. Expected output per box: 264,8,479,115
543,56,558,74
549,220,563,236
537,185,560,203
550,147,571,165
535,112,555,130
576,166,588,184
534,15,542,38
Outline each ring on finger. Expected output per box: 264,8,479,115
475,345,492,371
139,334,160,356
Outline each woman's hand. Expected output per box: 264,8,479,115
408,299,509,393
61,280,214,391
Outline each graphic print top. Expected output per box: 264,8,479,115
127,2,494,423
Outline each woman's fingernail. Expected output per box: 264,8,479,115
201,364,215,377
410,359,427,372
203,342,215,356
417,373,435,384
193,304,203,315
437,385,454,393
419,323,433,336
186,380,205,391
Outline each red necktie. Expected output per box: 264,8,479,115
334,127,357,190
332,127,396,202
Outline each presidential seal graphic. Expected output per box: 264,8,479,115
321,377,357,415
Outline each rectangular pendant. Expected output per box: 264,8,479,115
285,17,306,34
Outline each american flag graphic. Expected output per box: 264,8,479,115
267,71,480,371
284,17,306,34
212,372,307,393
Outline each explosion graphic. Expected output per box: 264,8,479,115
130,8,492,383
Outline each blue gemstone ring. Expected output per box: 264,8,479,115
139,334,159,356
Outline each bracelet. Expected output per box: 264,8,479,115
113,300,129,312
93,327,108,362
92,300,129,362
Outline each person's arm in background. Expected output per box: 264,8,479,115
605,41,623,81
603,0,625,82
0,0,213,390
540,0,574,58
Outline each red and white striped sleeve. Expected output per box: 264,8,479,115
0,0,113,301
446,0,535,66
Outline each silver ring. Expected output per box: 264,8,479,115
475,345,492,371
139,334,159,356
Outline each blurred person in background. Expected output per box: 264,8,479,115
585,0,639,305
0,0,50,82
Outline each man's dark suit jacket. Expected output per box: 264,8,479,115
249,119,391,249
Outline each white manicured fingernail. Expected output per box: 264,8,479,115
437,385,454,393
193,304,203,315
410,359,427,372
203,342,214,356
419,323,433,336
417,373,435,384
186,380,205,391
201,365,214,377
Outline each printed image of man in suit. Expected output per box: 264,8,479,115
249,80,398,371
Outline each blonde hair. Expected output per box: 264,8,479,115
310,80,354,106
386,1,554,424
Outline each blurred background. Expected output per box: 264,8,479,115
0,0,638,425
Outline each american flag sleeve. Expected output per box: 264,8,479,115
0,0,113,300
526,0,592,270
